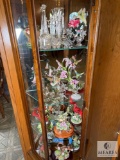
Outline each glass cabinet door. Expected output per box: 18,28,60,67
7,0,91,159
9,0,48,159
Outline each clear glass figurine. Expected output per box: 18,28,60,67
40,4,51,49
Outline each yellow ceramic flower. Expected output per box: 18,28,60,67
77,8,87,25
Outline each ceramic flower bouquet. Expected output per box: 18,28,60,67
72,135,80,151
67,8,88,46
54,112,74,138
56,121,71,131
43,55,84,109
55,55,84,93
71,113,82,125
54,144,73,160
55,112,71,132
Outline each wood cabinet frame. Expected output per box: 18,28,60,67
0,0,101,159
80,0,101,158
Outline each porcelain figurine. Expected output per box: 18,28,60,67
71,113,82,125
72,135,80,151
54,112,74,138
54,144,72,160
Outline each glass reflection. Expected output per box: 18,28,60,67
10,0,44,158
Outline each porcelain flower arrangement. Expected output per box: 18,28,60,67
56,121,71,131
44,55,84,94
71,113,82,124
56,56,84,93
55,145,72,160
72,135,80,151
55,112,70,131
37,123,42,133
67,8,88,46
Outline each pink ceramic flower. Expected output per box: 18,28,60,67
71,79,79,85
40,145,44,152
61,122,67,127
60,71,67,79
62,58,72,68
56,60,62,70
32,75,36,84
25,27,30,35
45,62,49,69
48,68,53,77
71,56,76,61
68,63,76,69
68,19,80,28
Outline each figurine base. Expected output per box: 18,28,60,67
54,125,74,138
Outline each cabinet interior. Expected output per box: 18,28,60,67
10,0,91,159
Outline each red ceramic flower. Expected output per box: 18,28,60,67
25,27,30,35
68,19,80,28
39,136,43,143
69,97,76,105
32,108,48,121
40,145,44,152
32,108,40,120
73,104,82,116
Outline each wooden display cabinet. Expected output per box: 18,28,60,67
0,0,101,160
0,0,99,160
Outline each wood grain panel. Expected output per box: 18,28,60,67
86,0,120,159
0,1,32,159
80,0,101,158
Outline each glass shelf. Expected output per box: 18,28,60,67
26,85,38,101
26,85,70,106
40,45,87,52
26,84,84,110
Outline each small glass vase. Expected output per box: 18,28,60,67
51,36,61,49
41,33,51,50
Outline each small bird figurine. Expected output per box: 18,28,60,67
78,8,87,25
